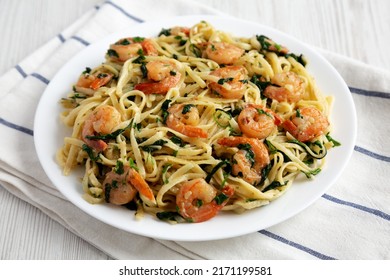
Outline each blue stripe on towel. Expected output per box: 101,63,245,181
349,87,390,99
0,118,34,136
259,230,336,259
15,65,27,78
354,146,390,162
322,194,390,221
31,73,50,85
70,36,90,46
105,1,144,23
57,33,66,43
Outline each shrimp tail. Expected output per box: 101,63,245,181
127,168,157,206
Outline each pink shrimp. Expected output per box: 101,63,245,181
238,104,282,139
134,60,181,95
166,103,208,138
176,178,234,223
168,26,191,36
75,71,113,94
218,137,270,185
263,71,306,103
81,105,121,152
282,107,330,142
108,37,158,63
208,65,249,99
204,42,244,65
102,165,156,206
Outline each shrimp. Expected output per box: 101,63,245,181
108,37,158,63
81,105,121,152
134,60,181,95
166,103,208,138
263,71,306,103
218,136,270,185
75,71,114,94
238,104,282,139
176,178,234,223
208,65,248,99
102,165,157,206
282,107,329,142
168,26,190,36
204,42,244,65
102,168,137,205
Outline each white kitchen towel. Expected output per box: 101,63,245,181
0,0,389,260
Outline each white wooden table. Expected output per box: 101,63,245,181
1,0,389,259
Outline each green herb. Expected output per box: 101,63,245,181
285,53,307,67
211,44,216,51
82,67,91,74
205,160,230,183
133,53,145,64
134,122,142,132
213,109,232,128
264,139,278,154
170,135,185,147
161,99,172,124
189,44,201,58
70,93,87,100
172,54,179,60
129,158,139,171
140,63,148,78
118,39,130,45
137,49,144,56
263,180,288,192
104,183,112,203
85,123,132,140
169,70,177,76
97,73,108,79
237,143,255,167
132,36,144,42
296,108,302,118
182,104,195,114
250,75,271,98
114,160,124,174
111,180,118,189
214,193,229,205
81,144,100,161
302,168,321,178
162,164,172,184
217,77,234,85
196,199,203,208
106,49,119,58
141,139,168,153
256,35,272,51
288,139,327,159
156,211,179,221
259,162,273,186
326,133,341,147
256,108,272,118
158,28,171,36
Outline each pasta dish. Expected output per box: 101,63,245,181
57,21,339,223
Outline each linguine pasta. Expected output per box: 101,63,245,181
57,21,339,223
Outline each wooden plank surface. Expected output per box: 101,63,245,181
0,0,389,259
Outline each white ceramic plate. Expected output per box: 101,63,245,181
34,15,357,241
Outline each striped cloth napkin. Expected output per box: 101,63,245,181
0,0,389,259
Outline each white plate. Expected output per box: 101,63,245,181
34,15,357,241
